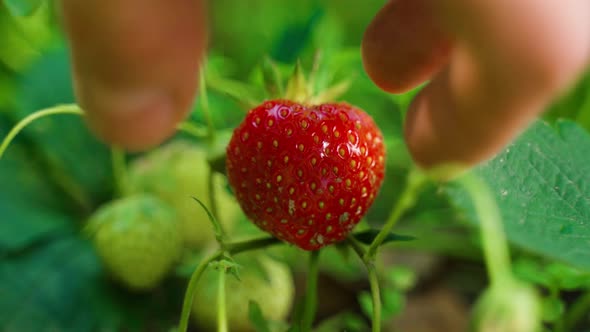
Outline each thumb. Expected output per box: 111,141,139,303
59,0,208,151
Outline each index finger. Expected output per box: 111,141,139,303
59,0,208,151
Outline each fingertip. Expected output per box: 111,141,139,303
361,0,452,94
83,91,191,152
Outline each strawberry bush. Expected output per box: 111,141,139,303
1,2,590,332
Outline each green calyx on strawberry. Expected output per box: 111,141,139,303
192,253,294,332
225,61,386,250
86,194,182,291
127,139,240,249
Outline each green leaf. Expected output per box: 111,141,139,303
3,0,44,16
353,229,415,245
545,263,590,290
0,122,72,252
0,2,52,71
446,120,590,270
12,45,112,206
0,236,102,331
513,259,552,288
248,301,271,332
206,75,263,109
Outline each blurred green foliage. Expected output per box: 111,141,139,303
1,1,590,332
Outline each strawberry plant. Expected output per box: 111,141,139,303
1,2,590,332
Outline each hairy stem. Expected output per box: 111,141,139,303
300,250,321,332
364,169,426,262
348,236,381,332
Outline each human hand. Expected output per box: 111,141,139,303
362,0,590,169
58,0,208,151
59,0,590,171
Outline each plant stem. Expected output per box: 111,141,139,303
177,236,281,332
0,104,92,212
0,104,83,159
226,236,281,255
192,196,227,248
177,121,209,139
217,267,228,332
364,169,426,262
199,71,216,144
110,147,129,197
367,265,382,332
562,291,590,332
208,166,221,232
301,250,321,332
459,173,511,284
348,236,381,332
178,250,223,332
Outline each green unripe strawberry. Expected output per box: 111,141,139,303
192,254,294,332
87,194,182,291
128,140,240,248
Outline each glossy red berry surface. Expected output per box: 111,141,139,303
226,100,386,250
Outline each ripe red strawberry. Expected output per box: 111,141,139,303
226,99,386,250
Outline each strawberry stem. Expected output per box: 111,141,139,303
225,236,281,254
300,250,321,332
110,147,130,197
0,104,83,159
0,104,92,212
364,169,427,262
207,167,221,233
192,197,227,247
199,70,216,145
217,267,228,332
458,173,511,285
176,121,209,138
199,70,225,236
177,236,281,332
348,236,382,332
178,250,224,332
